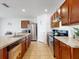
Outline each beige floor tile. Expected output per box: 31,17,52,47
22,41,54,59
29,55,41,59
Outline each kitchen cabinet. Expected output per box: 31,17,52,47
55,39,79,59
60,41,71,59
60,0,69,25
52,22,59,28
70,0,79,24
25,37,28,51
0,48,7,59
51,14,54,28
28,34,31,47
21,34,31,57
54,39,60,59
0,34,31,59
21,20,30,28
71,48,79,59
51,12,60,28
51,0,79,26
21,38,26,57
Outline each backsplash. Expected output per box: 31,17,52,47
51,24,79,38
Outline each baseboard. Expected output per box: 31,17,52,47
31,40,37,41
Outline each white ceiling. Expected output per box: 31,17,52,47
0,0,64,19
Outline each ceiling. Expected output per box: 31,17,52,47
0,0,64,19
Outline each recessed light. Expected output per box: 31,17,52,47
44,9,48,12
22,9,26,12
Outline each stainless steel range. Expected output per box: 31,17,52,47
47,29,68,57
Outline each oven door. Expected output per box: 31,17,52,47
48,35,54,52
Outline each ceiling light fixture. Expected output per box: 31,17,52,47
22,9,26,12
44,9,48,12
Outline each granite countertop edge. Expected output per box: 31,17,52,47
55,36,79,48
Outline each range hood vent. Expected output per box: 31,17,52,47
1,3,10,8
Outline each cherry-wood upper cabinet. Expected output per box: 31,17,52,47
51,0,79,26
51,14,55,28
51,12,60,28
60,0,69,25
21,20,30,28
70,0,79,24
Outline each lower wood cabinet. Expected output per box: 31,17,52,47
0,48,7,59
55,39,79,59
60,42,71,59
55,39,60,59
21,38,26,57
71,48,79,59
28,34,31,47
25,37,28,51
0,34,31,59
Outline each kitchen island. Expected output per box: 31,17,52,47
0,33,31,59
55,36,79,59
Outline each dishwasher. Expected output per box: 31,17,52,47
47,32,54,56
8,43,21,59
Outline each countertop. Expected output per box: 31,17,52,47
0,33,30,49
55,36,79,48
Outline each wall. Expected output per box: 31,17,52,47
37,14,51,44
0,19,2,36
0,18,33,36
30,17,37,23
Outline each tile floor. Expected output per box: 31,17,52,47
22,42,55,59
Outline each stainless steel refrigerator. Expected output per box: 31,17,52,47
30,23,37,41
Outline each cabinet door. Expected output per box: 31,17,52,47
71,48,79,59
0,48,7,59
70,0,79,24
52,22,59,28
60,42,71,59
21,39,26,57
60,0,69,25
28,35,31,47
51,15,54,28
25,37,28,51
21,20,29,28
55,39,60,59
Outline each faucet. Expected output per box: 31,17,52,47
14,32,16,36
